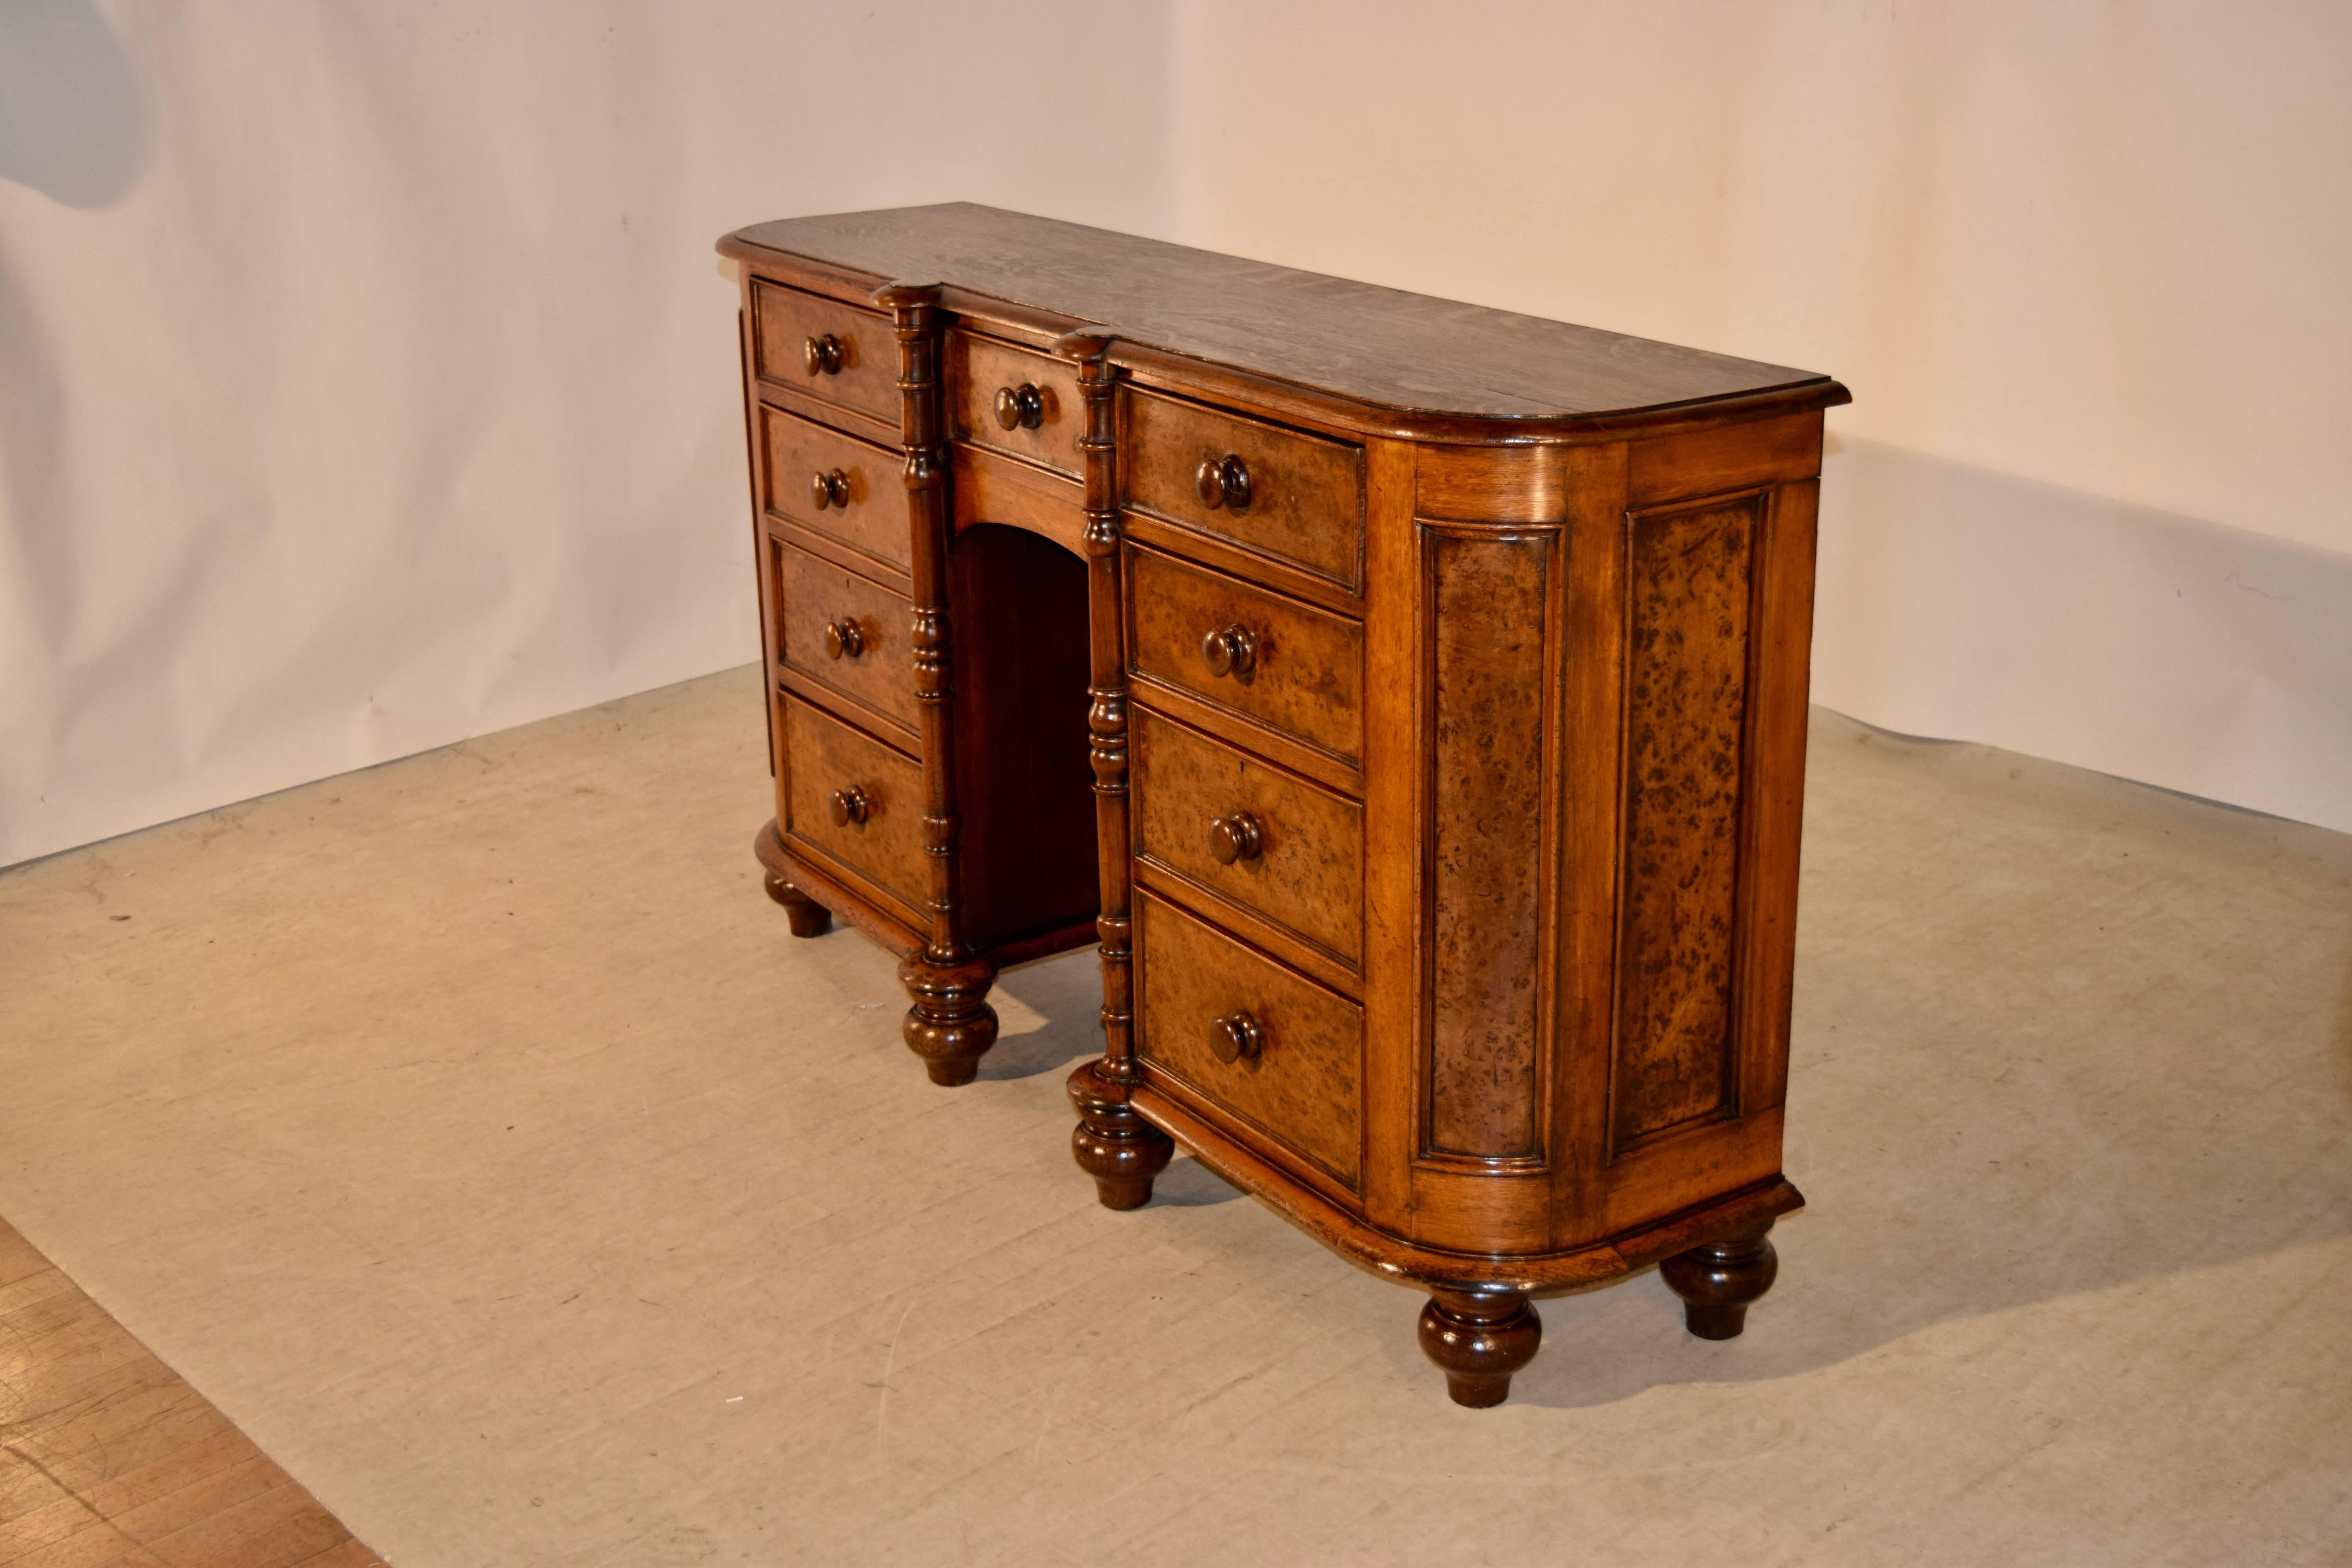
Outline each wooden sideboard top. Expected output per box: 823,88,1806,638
723,203,1847,435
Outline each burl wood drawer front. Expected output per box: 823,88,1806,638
779,694,926,914
1131,708,1362,969
1126,545,1364,767
947,332,1082,478
1134,890,1363,1189
1124,388,1365,592
760,406,910,577
773,540,917,738
751,280,900,425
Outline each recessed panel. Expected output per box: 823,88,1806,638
1424,528,1553,1161
1611,497,1759,1147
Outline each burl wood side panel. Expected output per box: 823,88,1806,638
1126,545,1365,767
1611,495,1761,1147
773,537,918,739
1123,388,1365,592
1423,526,1556,1161
1134,889,1363,1188
751,280,902,424
1131,706,1364,969
760,406,911,576
779,693,928,918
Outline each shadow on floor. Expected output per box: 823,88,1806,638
829,713,2352,1413
1499,729,2352,1408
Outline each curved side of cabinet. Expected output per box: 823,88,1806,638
1361,426,1825,1261
1364,439,1570,1256
1132,1071,1804,1298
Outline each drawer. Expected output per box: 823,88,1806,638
751,280,901,425
1131,709,1362,967
947,331,1083,478
1134,889,1362,1188
760,405,911,576
778,694,927,916
773,540,917,737
1124,388,1364,591
1127,545,1364,766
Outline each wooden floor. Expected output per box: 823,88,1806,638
0,1220,380,1568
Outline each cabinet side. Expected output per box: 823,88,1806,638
1554,414,1825,1247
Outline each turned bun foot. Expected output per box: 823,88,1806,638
898,954,999,1086
762,874,831,938
1067,1062,1174,1209
924,1056,980,1088
1661,1221,1779,1339
1417,1290,1542,1408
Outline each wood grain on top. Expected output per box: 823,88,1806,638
726,203,1840,425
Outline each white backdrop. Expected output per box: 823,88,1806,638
1163,0,2352,833
0,0,1176,866
4,0,2348,867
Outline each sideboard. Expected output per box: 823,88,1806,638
720,204,1849,1405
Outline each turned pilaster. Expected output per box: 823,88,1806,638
1056,331,1176,1206
1063,333,1135,1078
878,280,998,1084
1661,1220,1780,1339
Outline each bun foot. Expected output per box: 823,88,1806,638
924,1057,980,1088
1418,1289,1541,1408
898,953,998,1086
1661,1221,1779,1339
762,874,831,938
1068,1061,1173,1209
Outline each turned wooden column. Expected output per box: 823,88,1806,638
1059,332,1173,1208
877,281,998,1087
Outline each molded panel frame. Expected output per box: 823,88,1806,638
1605,486,1775,1155
1414,519,1567,1169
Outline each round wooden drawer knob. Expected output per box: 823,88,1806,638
1210,1011,1263,1064
822,620,865,661
809,469,850,510
993,383,1044,431
1208,811,1263,865
828,786,871,828
803,334,844,375
1199,622,1257,679
1194,453,1252,511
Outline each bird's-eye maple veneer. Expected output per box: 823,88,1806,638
721,204,1849,1406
